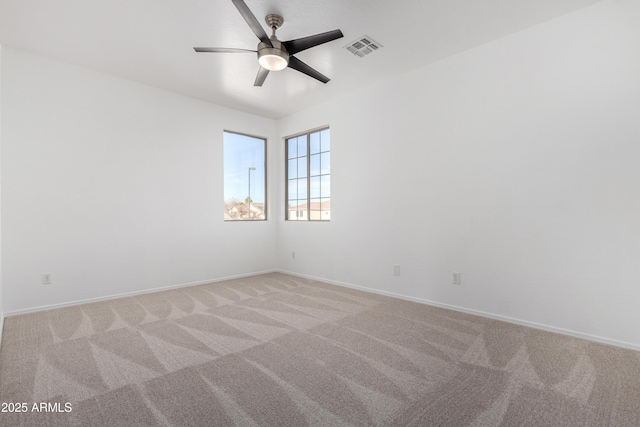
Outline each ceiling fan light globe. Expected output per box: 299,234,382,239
257,41,289,71
259,53,288,71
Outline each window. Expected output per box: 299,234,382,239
286,127,330,221
223,131,267,221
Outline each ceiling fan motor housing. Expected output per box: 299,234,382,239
257,38,289,71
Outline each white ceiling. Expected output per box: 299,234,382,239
0,0,601,119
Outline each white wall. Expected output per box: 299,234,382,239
277,0,640,349
1,47,277,313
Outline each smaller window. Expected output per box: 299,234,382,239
223,131,267,221
285,128,330,221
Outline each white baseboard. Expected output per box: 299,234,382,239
6,268,639,352
279,269,640,352
3,269,278,317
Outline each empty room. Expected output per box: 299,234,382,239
1,0,639,425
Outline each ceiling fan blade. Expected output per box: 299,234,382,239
283,29,344,55
232,0,272,46
194,47,256,53
287,56,330,84
254,67,270,86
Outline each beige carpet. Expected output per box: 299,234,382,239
1,272,639,426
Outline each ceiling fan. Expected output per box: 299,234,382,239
194,0,344,86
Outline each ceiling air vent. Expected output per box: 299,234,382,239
344,35,383,57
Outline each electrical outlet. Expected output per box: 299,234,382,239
292,251,296,259
42,273,52,285
452,272,461,285
393,265,400,276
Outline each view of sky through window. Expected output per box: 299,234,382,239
223,131,266,221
